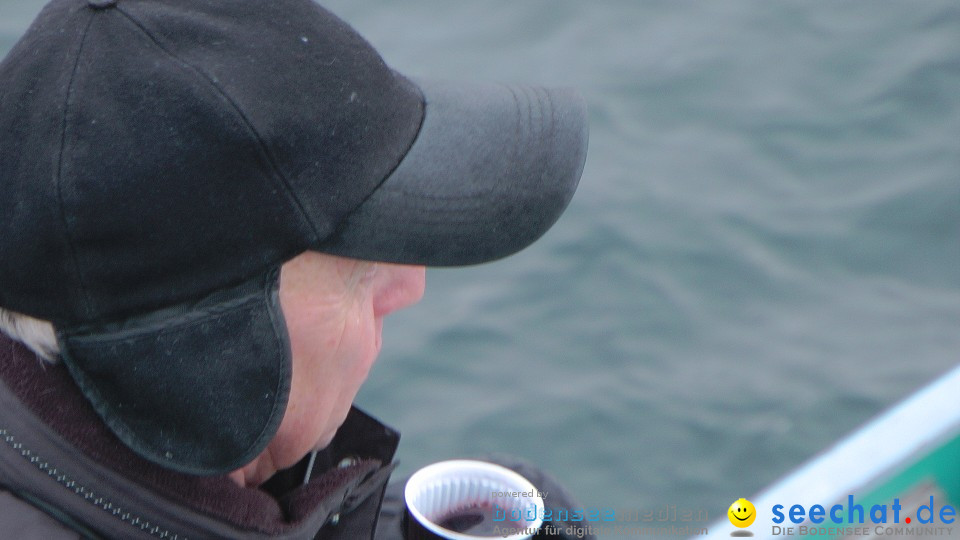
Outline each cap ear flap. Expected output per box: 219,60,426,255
57,268,292,475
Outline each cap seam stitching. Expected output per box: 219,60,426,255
546,88,558,179
508,84,524,196
364,75,427,201
112,6,322,246
55,11,97,321
61,296,261,346
323,75,428,243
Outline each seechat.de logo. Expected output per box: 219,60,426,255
771,495,956,526
768,495,957,537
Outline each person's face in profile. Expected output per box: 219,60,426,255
231,251,425,486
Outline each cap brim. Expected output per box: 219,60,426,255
319,78,589,266
56,269,291,476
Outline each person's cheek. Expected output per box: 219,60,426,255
338,300,378,378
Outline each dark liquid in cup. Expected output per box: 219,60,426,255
437,503,532,537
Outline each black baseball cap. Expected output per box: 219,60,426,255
0,0,588,475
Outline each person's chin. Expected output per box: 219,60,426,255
313,430,337,452
312,401,356,452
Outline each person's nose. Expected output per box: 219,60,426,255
372,264,426,318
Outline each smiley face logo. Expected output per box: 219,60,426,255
728,498,756,528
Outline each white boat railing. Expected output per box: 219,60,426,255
702,364,960,540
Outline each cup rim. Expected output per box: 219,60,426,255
404,459,545,540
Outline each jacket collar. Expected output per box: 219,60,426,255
0,333,399,538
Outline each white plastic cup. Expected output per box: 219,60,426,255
404,460,545,540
